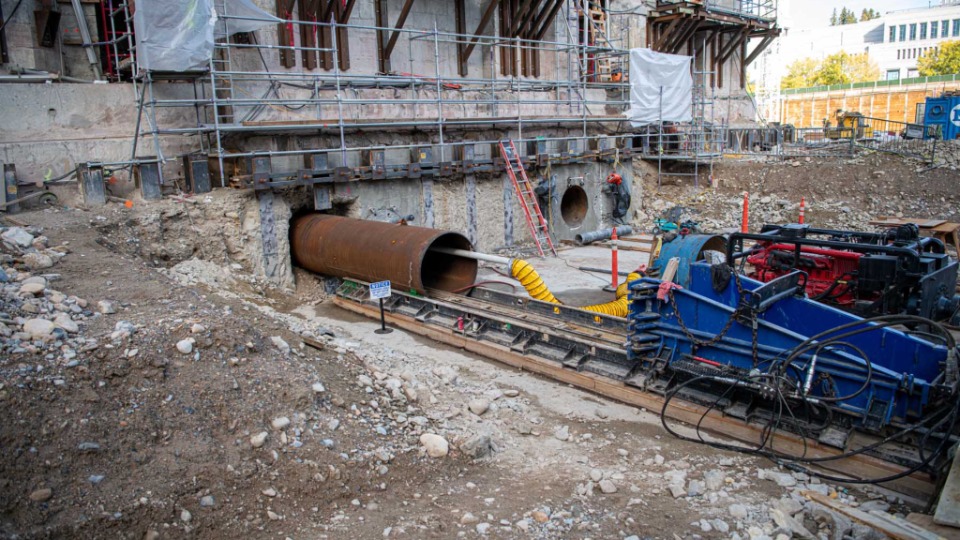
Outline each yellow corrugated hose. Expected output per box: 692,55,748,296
509,259,640,318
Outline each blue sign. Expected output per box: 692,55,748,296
370,280,392,300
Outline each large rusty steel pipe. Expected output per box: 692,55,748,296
291,214,478,294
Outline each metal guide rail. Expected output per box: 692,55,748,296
332,278,945,498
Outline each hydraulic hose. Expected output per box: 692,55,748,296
509,259,640,317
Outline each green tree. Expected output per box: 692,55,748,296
840,7,858,24
830,8,838,26
918,41,960,76
781,58,820,89
813,51,880,85
860,8,880,22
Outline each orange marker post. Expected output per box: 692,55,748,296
611,227,619,289
799,197,806,224
741,192,750,233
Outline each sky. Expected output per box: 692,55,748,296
779,0,941,30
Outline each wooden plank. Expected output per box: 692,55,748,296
332,296,935,500
935,453,960,528
908,514,960,540
804,491,945,540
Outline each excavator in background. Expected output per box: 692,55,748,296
823,109,874,140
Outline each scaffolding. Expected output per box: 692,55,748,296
124,0,639,188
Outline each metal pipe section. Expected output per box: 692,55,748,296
428,247,511,265
291,214,478,294
575,226,635,246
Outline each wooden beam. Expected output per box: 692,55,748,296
455,0,468,76
298,0,321,70
334,296,936,501
744,34,775,66
461,0,500,67
532,0,564,41
383,0,417,65
651,18,681,51
276,0,297,68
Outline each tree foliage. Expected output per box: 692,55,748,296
860,8,880,22
781,52,880,89
918,41,960,76
830,6,868,25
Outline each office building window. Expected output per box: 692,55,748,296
954,19,960,37
897,49,901,60
920,22,927,39
900,24,907,41
886,69,900,81
932,21,939,39
910,23,917,40
889,25,897,42
945,20,951,37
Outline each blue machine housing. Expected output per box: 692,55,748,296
627,263,953,429
923,95,960,140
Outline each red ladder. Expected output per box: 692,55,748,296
497,140,557,257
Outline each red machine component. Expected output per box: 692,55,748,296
746,243,863,306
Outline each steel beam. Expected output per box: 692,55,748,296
532,0,564,41
380,0,417,74
455,0,468,76
299,0,321,70
461,0,500,70
276,0,297,68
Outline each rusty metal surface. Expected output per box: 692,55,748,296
291,214,477,294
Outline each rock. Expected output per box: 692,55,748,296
144,530,160,540
554,425,570,441
54,313,79,334
200,495,215,507
312,382,326,393
460,434,494,458
23,253,54,270
267,510,280,521
176,338,195,354
503,389,519,397
250,431,269,448
858,500,890,513
460,512,480,525
669,484,687,498
23,318,55,339
19,282,45,296
774,497,804,516
29,488,52,502
758,468,797,487
2,227,34,247
77,442,101,452
88,475,105,485
729,503,748,520
420,433,449,458
704,469,725,491
271,416,291,430
97,300,118,314
515,519,530,531
599,479,618,494
687,479,705,497
180,509,192,522
770,508,816,539
468,398,490,416
262,488,278,497
713,519,730,533
531,510,549,523
475,523,491,535
589,469,604,482
270,336,290,354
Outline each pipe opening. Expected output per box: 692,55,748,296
421,233,477,292
561,186,588,227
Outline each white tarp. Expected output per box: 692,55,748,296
135,0,279,72
626,48,693,127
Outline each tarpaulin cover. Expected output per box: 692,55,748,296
135,0,279,72
626,48,693,127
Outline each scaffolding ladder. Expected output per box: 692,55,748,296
498,140,557,257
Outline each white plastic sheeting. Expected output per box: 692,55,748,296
626,48,693,127
135,0,279,72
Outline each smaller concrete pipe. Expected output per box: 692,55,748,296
428,247,512,265
291,214,478,294
575,226,635,245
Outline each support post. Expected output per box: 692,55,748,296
183,154,211,194
135,160,163,200
77,163,106,206
2,163,18,213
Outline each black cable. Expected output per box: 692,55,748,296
0,0,24,34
